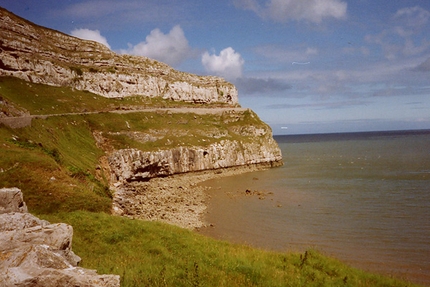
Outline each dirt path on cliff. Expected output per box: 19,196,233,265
0,107,249,128
112,107,248,115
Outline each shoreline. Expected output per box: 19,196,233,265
111,162,429,285
111,163,278,229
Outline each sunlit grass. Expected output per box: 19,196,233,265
41,211,420,287
0,76,235,116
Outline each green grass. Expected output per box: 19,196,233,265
0,76,112,114
0,116,112,214
84,109,266,151
0,76,235,115
40,211,420,287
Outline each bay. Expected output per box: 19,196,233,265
199,130,430,285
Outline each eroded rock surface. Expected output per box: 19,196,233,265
0,187,120,287
0,187,27,213
110,140,282,182
105,109,282,184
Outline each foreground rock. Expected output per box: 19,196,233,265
0,187,120,287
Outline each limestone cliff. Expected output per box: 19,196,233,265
0,7,237,104
110,137,282,183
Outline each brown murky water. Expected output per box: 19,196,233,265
199,131,430,285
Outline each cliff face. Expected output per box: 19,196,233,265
104,108,282,183
0,7,237,104
109,137,282,183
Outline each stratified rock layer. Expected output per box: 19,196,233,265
0,187,120,287
109,139,282,183
0,7,237,104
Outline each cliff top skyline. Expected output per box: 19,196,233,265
1,0,429,134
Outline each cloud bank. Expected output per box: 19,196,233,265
122,25,191,66
234,0,347,23
70,28,111,49
201,47,244,80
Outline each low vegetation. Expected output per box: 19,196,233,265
0,76,420,286
41,211,419,287
0,76,234,115
0,116,112,214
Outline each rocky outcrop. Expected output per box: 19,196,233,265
107,108,283,183
109,138,282,183
0,187,120,287
0,7,237,104
0,186,28,213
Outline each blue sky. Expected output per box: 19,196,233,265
1,0,430,134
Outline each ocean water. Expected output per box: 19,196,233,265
199,130,430,285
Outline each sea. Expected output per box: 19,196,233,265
199,130,430,285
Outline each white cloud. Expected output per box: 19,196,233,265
122,25,190,67
234,0,347,23
201,47,244,81
70,28,111,49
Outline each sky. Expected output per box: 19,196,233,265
1,0,430,135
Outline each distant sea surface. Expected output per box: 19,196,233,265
199,130,430,285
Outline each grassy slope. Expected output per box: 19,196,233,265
0,116,112,213
0,76,420,286
43,211,418,287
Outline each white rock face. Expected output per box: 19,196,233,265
0,188,120,287
109,138,282,183
0,7,238,104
